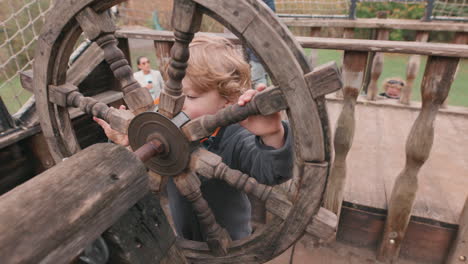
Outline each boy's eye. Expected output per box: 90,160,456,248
186,95,198,99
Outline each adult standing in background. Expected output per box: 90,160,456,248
133,56,164,101
247,0,275,88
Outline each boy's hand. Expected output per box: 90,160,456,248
238,84,285,149
93,105,130,146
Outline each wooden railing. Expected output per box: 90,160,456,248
279,17,468,106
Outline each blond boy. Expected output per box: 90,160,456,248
379,77,405,99
94,36,292,241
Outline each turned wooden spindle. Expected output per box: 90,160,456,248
48,83,133,134
378,56,459,263
173,172,231,256
75,7,153,114
401,31,429,105
442,32,468,107
159,0,202,118
182,86,286,141
367,29,389,100
323,51,368,217
191,149,292,220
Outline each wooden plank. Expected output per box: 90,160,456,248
104,193,185,263
367,29,389,101
401,31,429,105
0,143,148,264
67,42,104,86
115,28,468,58
378,56,460,263
446,197,468,264
280,18,468,32
323,51,368,218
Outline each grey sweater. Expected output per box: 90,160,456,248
167,122,293,241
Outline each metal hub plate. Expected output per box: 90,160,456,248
128,112,190,176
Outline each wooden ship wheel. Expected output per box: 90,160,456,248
33,0,343,262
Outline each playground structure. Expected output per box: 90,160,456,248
0,0,467,263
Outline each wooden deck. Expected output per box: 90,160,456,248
326,96,468,225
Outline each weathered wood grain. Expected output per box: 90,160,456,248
0,143,148,264
367,29,389,100
401,31,429,105
323,51,368,218
174,172,232,256
67,42,105,86
103,193,183,264
280,18,468,32
378,56,460,263
182,86,287,141
446,196,468,264
304,61,343,99
304,207,338,245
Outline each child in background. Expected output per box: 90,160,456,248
379,77,405,99
94,35,293,241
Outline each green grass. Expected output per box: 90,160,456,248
0,76,32,114
307,49,468,107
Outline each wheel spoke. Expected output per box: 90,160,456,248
76,7,154,114
49,83,133,134
67,42,104,86
173,171,232,256
190,149,293,220
182,86,287,141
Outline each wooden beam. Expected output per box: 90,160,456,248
280,18,468,32
0,143,148,264
377,56,460,263
115,28,468,58
446,196,468,264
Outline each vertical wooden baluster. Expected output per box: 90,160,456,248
442,32,468,108
401,31,429,105
446,196,468,264
377,56,459,263
158,0,202,118
173,172,231,256
367,29,389,100
308,27,321,68
323,51,368,219
75,7,154,114
336,28,355,98
154,41,173,72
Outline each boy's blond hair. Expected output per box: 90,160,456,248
184,35,251,102
382,77,405,92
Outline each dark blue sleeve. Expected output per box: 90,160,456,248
212,122,293,186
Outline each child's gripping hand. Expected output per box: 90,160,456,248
93,105,130,146
238,84,285,149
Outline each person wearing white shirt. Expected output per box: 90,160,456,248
133,56,164,101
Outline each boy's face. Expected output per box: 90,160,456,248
182,79,230,119
386,85,401,98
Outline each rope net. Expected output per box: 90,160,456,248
433,0,468,19
0,0,54,114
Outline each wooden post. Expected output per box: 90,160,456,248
401,31,429,105
336,28,355,98
323,51,368,220
377,56,459,263
0,143,148,264
366,29,389,100
446,196,468,264
154,41,173,72
442,32,468,107
309,27,321,68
